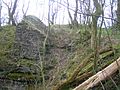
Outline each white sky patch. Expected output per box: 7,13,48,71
1,0,118,26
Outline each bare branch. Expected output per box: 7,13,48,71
22,0,30,17
54,0,119,23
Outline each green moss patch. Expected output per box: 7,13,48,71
7,72,36,81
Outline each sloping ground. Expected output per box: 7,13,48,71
0,25,120,90
51,28,120,90
0,25,77,83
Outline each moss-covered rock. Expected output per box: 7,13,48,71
0,25,16,70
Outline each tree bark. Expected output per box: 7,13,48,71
0,0,2,27
91,0,102,48
91,0,102,71
11,0,18,25
67,0,78,28
3,0,18,25
73,57,120,90
117,0,120,30
73,0,78,27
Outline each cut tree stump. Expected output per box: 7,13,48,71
73,57,120,90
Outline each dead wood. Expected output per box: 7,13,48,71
73,57,120,90
52,47,112,90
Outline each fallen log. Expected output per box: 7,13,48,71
52,54,93,90
73,57,120,90
52,47,112,90
71,71,93,86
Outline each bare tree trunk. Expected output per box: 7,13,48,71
110,0,114,26
11,0,18,25
0,0,2,27
22,0,30,18
98,1,105,48
73,0,78,27
51,6,58,25
67,0,78,28
79,0,82,24
117,0,120,30
110,0,116,34
91,0,102,71
3,0,18,25
86,0,91,26
67,0,73,28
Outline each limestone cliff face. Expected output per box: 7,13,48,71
14,15,47,60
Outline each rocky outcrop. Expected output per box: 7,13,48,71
14,15,48,60
23,15,47,35
13,15,72,79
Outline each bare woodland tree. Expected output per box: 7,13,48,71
73,0,78,26
67,0,78,28
117,0,120,29
79,0,82,24
22,0,30,18
83,0,91,26
50,0,59,25
0,0,119,89
81,0,92,30
2,0,18,26
110,0,115,26
91,0,102,71
0,0,2,27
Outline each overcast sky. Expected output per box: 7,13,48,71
1,0,117,26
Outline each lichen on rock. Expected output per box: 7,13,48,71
14,15,48,60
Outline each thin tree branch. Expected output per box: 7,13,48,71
54,0,119,23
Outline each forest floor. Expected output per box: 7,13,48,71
0,25,120,90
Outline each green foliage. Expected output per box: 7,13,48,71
7,72,36,80
0,25,37,81
0,25,16,70
17,59,36,67
0,25,15,57
0,24,120,90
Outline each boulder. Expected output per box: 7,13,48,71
14,15,48,60
23,15,47,34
